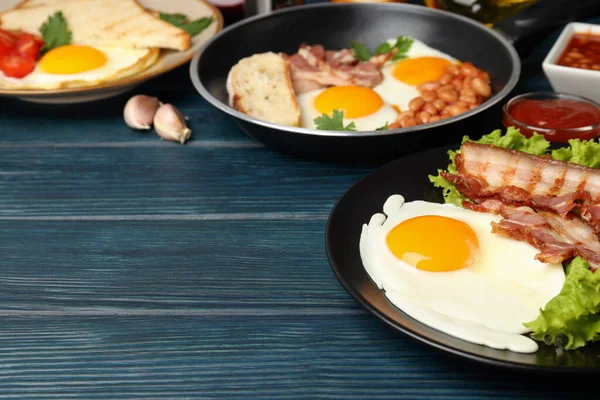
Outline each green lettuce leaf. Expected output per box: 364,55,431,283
427,127,550,205
551,138,600,168
524,257,600,350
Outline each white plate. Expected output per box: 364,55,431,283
0,0,223,104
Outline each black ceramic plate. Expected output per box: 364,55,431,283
325,143,600,372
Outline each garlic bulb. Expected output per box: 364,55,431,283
153,104,192,144
123,95,161,130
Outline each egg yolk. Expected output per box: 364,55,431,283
386,215,479,272
393,57,454,86
314,85,383,118
39,45,107,74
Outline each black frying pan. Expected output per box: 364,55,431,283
190,0,596,161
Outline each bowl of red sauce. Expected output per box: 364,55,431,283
502,92,600,142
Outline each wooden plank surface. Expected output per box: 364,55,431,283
0,11,598,399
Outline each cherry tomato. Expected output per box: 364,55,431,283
14,33,44,60
0,30,17,57
0,54,36,78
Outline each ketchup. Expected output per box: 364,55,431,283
503,98,600,142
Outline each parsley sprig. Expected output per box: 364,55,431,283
160,12,214,36
375,122,389,131
314,110,356,132
350,36,414,62
39,11,72,53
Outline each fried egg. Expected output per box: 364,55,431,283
297,85,398,131
374,39,458,111
359,195,565,353
0,44,159,89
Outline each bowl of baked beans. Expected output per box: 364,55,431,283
543,22,600,104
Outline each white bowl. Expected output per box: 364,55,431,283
542,22,600,104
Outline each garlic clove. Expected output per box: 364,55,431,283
153,103,192,144
124,95,161,130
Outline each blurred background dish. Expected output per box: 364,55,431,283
0,0,223,104
543,22,600,105
423,0,537,26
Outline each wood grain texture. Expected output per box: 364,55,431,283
0,220,353,311
0,315,592,399
0,146,374,217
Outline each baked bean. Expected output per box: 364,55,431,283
409,97,425,112
439,112,452,120
438,89,458,103
421,90,438,102
387,121,402,129
400,117,418,128
478,72,491,83
569,51,584,59
438,84,454,92
417,111,431,124
593,64,600,70
448,103,469,116
460,62,479,77
433,99,447,111
581,64,590,69
460,87,476,97
429,115,441,123
399,110,415,118
472,77,491,97
439,74,453,85
446,64,460,75
459,94,478,104
417,81,441,91
452,78,463,90
582,57,592,64
462,77,473,89
423,102,438,116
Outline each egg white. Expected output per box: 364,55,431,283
373,38,459,111
297,88,398,131
359,195,566,353
0,45,159,90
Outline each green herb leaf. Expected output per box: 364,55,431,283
374,42,392,55
180,17,213,36
159,12,188,26
391,36,413,60
39,11,72,53
314,110,356,131
160,12,214,37
375,122,389,131
350,41,371,62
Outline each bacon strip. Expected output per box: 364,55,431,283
286,44,384,94
456,142,600,201
442,172,590,217
465,199,600,269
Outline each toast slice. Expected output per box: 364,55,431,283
0,0,191,51
226,52,301,127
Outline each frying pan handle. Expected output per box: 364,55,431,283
494,0,600,45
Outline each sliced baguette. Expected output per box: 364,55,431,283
0,0,191,51
226,52,301,127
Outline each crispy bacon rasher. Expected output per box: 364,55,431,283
282,44,384,94
446,142,600,269
466,200,600,269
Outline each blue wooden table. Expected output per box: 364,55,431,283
0,14,596,399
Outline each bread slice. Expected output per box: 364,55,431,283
226,52,301,127
0,0,191,51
